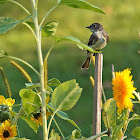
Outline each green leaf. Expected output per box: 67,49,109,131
102,98,130,139
56,111,81,131
71,129,81,139
51,80,82,111
0,15,31,34
42,20,58,37
11,110,39,133
53,36,101,53
25,21,35,29
58,0,106,14
49,129,61,140
25,83,53,92
0,50,9,58
46,103,81,131
20,113,39,133
131,127,140,138
25,83,40,89
0,0,8,5
48,78,61,86
19,89,41,115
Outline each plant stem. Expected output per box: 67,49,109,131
9,0,31,15
8,56,40,77
12,102,23,125
39,4,58,28
47,111,56,135
53,118,65,139
86,130,108,140
30,0,48,140
133,91,140,102
23,22,38,42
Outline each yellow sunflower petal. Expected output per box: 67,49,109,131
0,95,6,105
9,125,17,137
4,120,10,130
112,68,136,114
0,126,4,135
6,98,15,106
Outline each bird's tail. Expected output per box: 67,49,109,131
81,57,91,69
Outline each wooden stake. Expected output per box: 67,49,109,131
93,53,103,140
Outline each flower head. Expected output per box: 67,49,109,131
0,95,15,111
112,68,136,114
0,120,17,140
31,110,52,127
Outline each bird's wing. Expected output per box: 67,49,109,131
88,33,98,46
88,33,105,50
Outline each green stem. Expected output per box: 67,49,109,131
23,22,38,42
12,102,23,125
47,111,56,135
39,4,58,28
8,0,31,15
102,87,106,102
132,101,140,104
30,0,48,140
53,118,65,139
8,56,40,77
133,91,140,102
86,130,108,140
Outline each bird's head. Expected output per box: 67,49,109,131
86,23,103,32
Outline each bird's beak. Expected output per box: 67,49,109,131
86,26,90,29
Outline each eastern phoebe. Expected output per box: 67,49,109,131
81,23,109,69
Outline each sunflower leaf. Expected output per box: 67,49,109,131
58,0,106,14
102,98,130,139
42,20,58,37
19,89,41,115
51,79,82,111
56,111,81,131
0,15,31,34
53,36,101,53
131,127,140,139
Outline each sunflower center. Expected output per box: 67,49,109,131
33,113,41,119
3,130,10,138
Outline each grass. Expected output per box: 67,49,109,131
0,0,140,139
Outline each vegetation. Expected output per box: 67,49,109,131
0,0,139,140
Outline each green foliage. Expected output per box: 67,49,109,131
53,36,101,53
0,0,8,5
0,0,139,140
65,129,86,140
56,111,81,131
48,78,61,87
102,98,130,140
19,89,41,115
42,21,59,37
58,0,106,14
19,110,39,133
131,127,140,139
51,80,82,111
49,129,61,140
46,103,80,130
0,50,9,57
0,16,31,34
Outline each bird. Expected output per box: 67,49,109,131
81,23,109,69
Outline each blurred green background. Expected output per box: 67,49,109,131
0,0,140,139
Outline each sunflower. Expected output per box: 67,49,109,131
0,95,15,111
0,120,17,140
112,68,136,114
31,111,52,126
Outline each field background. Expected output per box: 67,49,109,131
0,0,140,139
